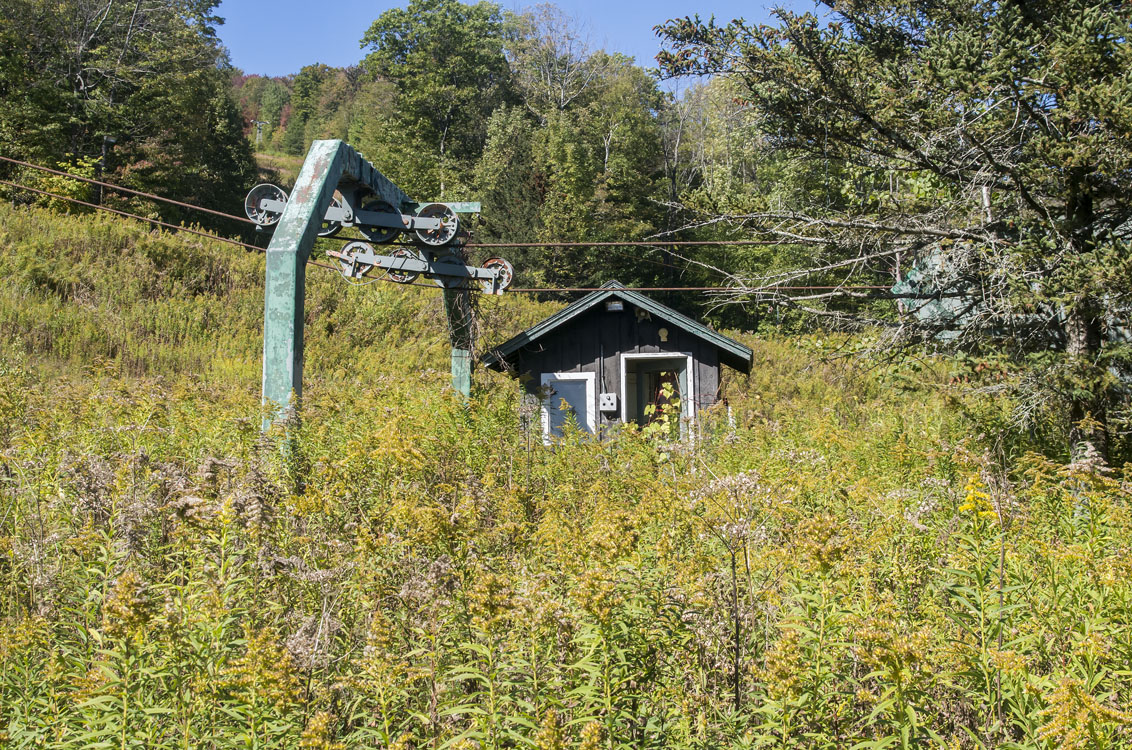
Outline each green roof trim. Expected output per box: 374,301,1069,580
482,281,753,373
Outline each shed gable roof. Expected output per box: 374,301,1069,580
482,281,753,372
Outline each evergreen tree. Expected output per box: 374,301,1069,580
658,0,1132,457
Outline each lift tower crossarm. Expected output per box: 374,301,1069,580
258,139,511,430
261,139,414,429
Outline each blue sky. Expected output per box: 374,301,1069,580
215,0,813,78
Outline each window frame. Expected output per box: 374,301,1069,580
539,371,597,443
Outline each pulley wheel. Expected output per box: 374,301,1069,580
318,192,346,237
357,198,400,243
414,203,459,247
480,257,514,295
244,184,287,226
335,241,376,279
386,248,421,284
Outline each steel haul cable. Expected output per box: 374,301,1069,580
1,156,809,250
2,155,772,284
466,239,786,248
505,285,892,293
0,154,258,225
1,161,898,297
1,179,334,273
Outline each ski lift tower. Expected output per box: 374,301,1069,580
244,139,513,429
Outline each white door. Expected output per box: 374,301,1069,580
540,372,596,441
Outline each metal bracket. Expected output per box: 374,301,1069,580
326,242,514,295
327,205,445,231
248,197,478,236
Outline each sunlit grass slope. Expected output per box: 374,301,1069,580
0,203,1130,749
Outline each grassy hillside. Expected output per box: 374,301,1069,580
0,204,1130,749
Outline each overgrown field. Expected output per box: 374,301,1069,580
1,204,1130,749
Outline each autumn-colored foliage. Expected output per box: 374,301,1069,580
1,204,1130,748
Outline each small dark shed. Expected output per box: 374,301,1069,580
483,281,753,439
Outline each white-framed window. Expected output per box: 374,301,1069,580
539,372,596,442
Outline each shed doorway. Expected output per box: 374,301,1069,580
621,354,693,435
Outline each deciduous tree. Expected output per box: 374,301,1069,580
361,0,515,197
0,0,256,228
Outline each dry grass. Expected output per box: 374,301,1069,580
0,204,1130,748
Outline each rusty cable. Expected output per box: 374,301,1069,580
0,154,258,225
2,180,901,294
0,179,340,272
1,170,899,296
1,157,831,252
466,239,785,248
504,285,892,293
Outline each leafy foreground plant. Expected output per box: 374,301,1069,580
1,204,1131,748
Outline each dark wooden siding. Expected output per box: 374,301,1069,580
512,300,723,427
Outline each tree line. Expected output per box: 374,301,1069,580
0,0,256,230
3,0,1132,461
233,0,714,295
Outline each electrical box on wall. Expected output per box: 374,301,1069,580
599,393,618,412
